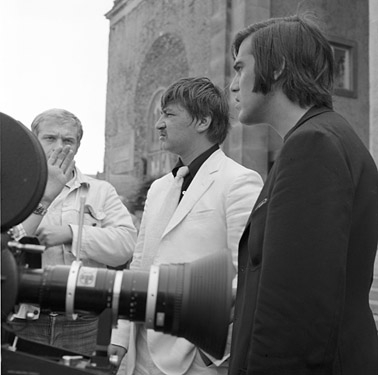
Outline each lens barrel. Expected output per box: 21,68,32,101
16,251,234,359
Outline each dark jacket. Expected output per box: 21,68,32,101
229,107,378,375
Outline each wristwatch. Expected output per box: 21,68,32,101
33,203,48,216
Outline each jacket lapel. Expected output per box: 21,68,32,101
162,150,224,236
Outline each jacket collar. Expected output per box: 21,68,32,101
284,106,333,142
66,167,90,190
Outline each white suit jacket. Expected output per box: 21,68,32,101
112,149,263,374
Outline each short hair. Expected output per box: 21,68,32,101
31,108,83,142
160,77,230,144
232,14,334,109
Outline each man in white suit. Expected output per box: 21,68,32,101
109,77,263,375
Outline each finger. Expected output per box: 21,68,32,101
63,160,75,178
60,149,75,174
54,146,72,168
35,234,44,246
47,147,63,165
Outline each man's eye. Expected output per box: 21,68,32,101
234,64,242,73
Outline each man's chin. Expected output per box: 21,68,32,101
238,114,256,126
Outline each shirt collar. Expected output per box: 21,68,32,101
66,167,90,189
172,144,219,177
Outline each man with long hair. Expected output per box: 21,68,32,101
228,14,378,375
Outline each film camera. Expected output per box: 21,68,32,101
1,113,235,374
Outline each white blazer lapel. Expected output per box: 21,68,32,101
162,150,224,236
163,175,214,236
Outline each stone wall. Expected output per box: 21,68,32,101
104,0,371,195
104,0,227,210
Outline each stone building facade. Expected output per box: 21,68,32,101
104,0,372,204
103,0,377,325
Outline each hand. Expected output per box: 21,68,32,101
107,344,127,366
42,146,75,205
36,225,72,248
18,147,75,238
230,286,236,323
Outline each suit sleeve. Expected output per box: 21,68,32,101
248,130,353,373
110,182,156,348
111,318,131,350
129,180,158,271
207,168,263,366
226,169,264,272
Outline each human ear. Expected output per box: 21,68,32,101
196,116,211,133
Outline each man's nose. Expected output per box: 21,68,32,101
155,116,165,130
230,74,239,93
55,138,64,148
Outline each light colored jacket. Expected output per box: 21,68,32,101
41,167,137,268
112,150,263,374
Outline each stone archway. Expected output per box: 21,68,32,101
133,33,189,180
